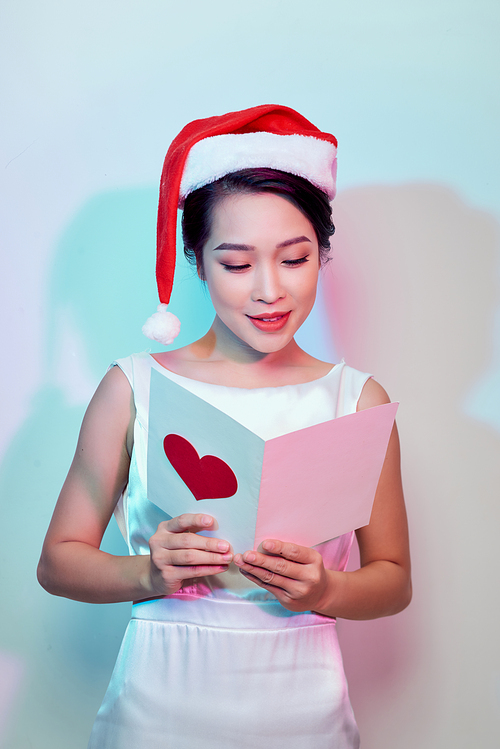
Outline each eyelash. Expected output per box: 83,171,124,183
283,256,309,266
221,256,309,272
221,263,251,272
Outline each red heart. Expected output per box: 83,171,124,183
163,434,238,501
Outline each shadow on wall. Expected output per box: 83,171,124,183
0,187,214,748
326,185,500,747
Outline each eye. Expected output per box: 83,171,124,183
282,256,310,267
221,263,252,272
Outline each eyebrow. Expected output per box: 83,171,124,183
212,236,312,252
276,235,311,249
212,242,254,252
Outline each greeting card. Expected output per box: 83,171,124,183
147,369,398,551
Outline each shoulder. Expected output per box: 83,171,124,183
80,365,136,456
85,365,134,426
356,377,391,412
100,363,133,396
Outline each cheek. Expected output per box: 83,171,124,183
205,269,245,312
293,267,319,304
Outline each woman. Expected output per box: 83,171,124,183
38,105,411,748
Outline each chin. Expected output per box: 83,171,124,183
217,313,302,355
250,340,289,354
243,330,297,355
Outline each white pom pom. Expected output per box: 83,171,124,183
142,304,181,345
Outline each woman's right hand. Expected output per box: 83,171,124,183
147,513,233,596
38,368,234,604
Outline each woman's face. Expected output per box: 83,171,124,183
202,192,320,355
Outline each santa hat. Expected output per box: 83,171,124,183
142,104,338,345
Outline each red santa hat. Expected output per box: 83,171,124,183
142,104,338,344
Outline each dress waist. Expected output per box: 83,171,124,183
132,595,336,630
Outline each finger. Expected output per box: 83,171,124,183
165,514,220,534
237,566,311,613
239,572,304,612
234,552,297,590
235,550,299,580
159,530,232,554
257,539,318,564
238,564,296,595
173,563,230,579
158,547,233,568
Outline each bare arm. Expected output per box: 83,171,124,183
37,366,233,603
234,379,412,619
314,378,411,618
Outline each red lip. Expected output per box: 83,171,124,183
247,311,291,332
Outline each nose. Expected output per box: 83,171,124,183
251,263,286,304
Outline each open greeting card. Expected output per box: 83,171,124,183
147,369,398,552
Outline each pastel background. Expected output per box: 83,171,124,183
1,1,499,747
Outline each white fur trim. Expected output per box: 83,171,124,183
179,132,337,203
142,304,181,345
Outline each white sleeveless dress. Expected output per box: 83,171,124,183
87,352,371,749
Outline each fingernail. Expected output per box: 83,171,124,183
202,516,212,526
217,541,229,551
263,541,275,552
244,552,256,562
222,553,233,561
233,554,243,566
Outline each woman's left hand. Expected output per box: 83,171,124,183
233,540,329,613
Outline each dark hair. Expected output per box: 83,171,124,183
181,168,335,278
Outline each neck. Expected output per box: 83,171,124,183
191,316,302,369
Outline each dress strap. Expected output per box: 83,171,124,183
111,353,153,430
335,363,372,418
110,353,153,546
